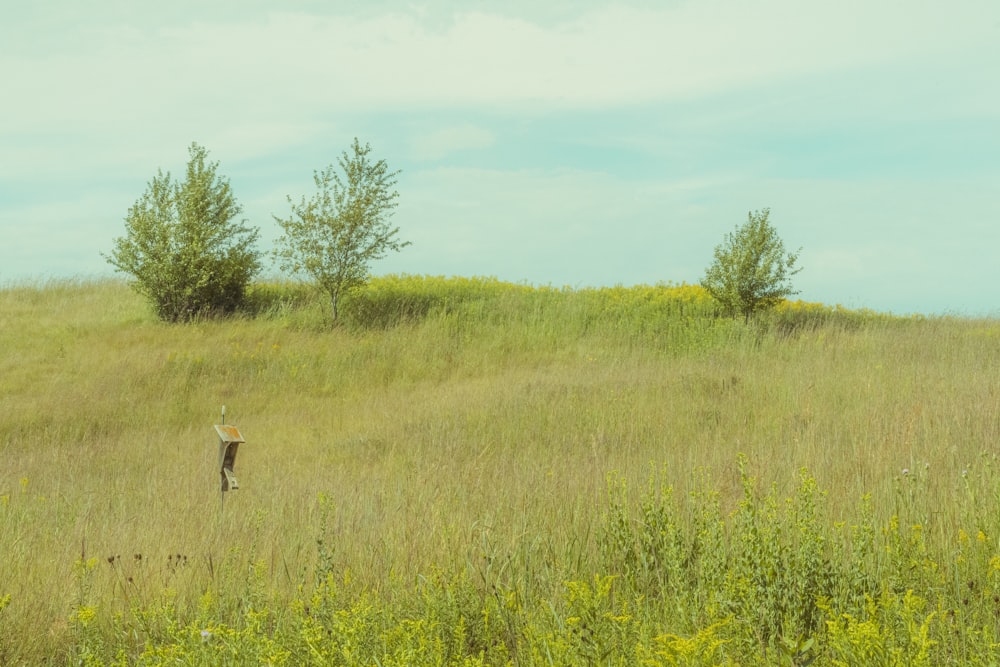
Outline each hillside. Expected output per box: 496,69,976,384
1,277,998,665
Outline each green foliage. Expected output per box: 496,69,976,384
329,275,745,356
528,574,638,666
701,208,802,321
18,452,1000,665
819,590,940,666
104,143,262,322
638,621,735,666
720,461,835,656
599,462,838,663
273,138,409,322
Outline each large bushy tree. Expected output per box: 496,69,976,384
273,138,409,322
701,208,802,321
105,143,261,322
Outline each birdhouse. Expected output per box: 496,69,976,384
214,423,245,492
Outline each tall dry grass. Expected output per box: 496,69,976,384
0,277,997,663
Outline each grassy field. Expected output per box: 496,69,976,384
1,276,998,665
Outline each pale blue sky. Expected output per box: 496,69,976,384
1,1,998,315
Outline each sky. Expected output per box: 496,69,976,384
1,1,998,316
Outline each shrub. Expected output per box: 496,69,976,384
104,143,261,322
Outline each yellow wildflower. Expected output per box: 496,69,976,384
73,605,98,627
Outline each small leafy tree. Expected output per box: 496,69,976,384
273,138,409,322
701,208,801,321
104,143,261,322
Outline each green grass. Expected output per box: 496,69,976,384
0,276,998,665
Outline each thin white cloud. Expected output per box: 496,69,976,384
4,1,996,132
409,124,496,161
2,1,995,177
183,2,995,112
206,121,335,163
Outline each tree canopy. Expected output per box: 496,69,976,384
104,143,261,322
272,138,409,321
701,208,802,321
